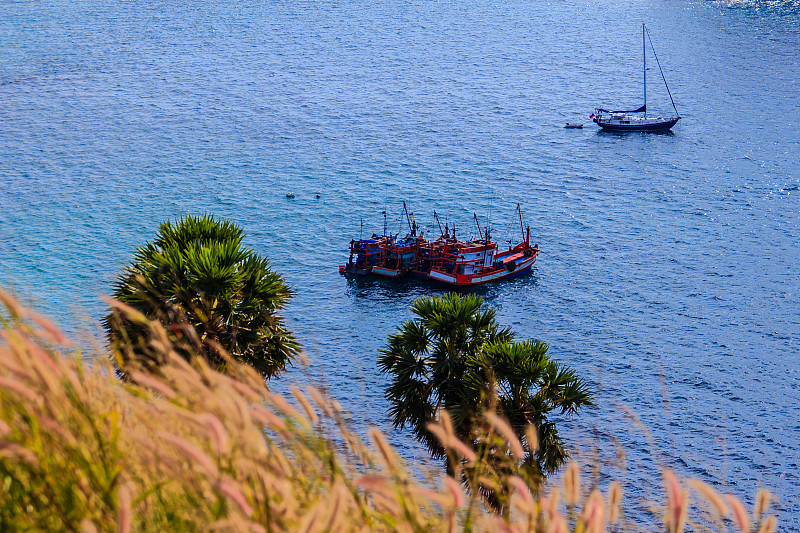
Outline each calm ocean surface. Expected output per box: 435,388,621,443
1,0,799,525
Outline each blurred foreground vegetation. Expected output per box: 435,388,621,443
0,290,778,532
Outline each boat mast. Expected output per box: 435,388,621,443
473,213,483,240
643,23,647,117
433,210,445,238
517,203,530,246
403,201,415,236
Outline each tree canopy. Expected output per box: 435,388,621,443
378,292,593,507
104,214,298,379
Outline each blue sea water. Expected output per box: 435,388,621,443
1,0,799,526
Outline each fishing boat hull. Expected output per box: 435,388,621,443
339,263,408,279
339,264,373,276
427,251,538,286
371,266,406,278
594,116,679,132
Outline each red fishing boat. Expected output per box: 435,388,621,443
340,203,539,287
426,208,538,286
371,235,428,278
341,235,386,276
340,201,429,278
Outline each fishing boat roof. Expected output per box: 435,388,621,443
464,239,494,246
387,238,419,247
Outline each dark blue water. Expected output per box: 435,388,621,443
2,0,799,526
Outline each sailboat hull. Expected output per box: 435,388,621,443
594,116,679,132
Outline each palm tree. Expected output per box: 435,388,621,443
104,214,299,379
378,293,593,494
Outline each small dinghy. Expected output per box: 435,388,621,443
565,123,584,129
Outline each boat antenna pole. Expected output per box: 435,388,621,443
643,23,647,117
517,203,525,242
646,26,680,117
360,217,364,239
433,210,445,238
403,201,415,236
473,213,483,240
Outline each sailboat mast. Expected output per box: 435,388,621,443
643,23,647,117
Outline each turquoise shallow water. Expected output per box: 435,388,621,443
2,0,799,525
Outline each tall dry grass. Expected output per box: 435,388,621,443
0,290,778,532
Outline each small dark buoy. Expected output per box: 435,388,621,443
315,194,321,198
286,192,295,199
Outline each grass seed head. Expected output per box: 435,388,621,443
525,423,539,453
440,410,455,441
80,519,99,533
369,427,398,473
563,461,580,507
427,421,450,447
158,431,219,477
726,494,751,533
547,487,561,518
508,476,533,506
608,481,622,524
129,371,177,399
688,479,728,517
758,515,777,533
754,488,771,521
547,513,568,533
451,437,477,463
0,375,38,402
28,310,71,346
485,411,525,461
445,476,465,508
306,386,334,418
582,489,606,533
291,386,319,424
0,441,38,466
117,483,132,533
214,479,254,517
663,470,688,533
202,413,231,455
